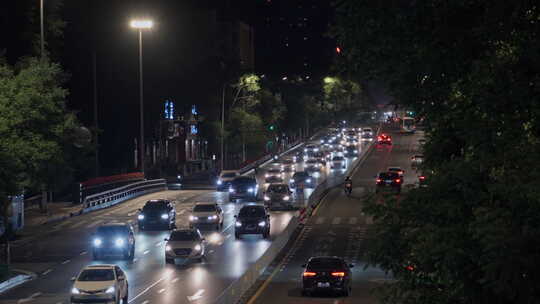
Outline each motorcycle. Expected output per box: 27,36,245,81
344,181,352,196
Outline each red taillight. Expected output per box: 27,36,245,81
419,176,425,180
303,272,317,277
376,178,382,183
406,265,415,271
395,179,401,183
331,272,346,277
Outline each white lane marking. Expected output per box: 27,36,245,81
177,209,186,215
208,250,214,254
225,234,231,239
187,289,205,301
127,211,138,217
86,220,104,228
80,251,87,255
69,220,89,229
223,222,234,232
172,277,179,283
141,301,149,304
143,250,150,255
128,276,168,303
61,259,71,264
133,258,138,262
42,269,52,275
332,217,341,225
315,217,325,225
158,288,166,294
18,292,42,303
348,217,358,225
155,242,162,247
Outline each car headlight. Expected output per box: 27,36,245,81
208,215,217,220
137,214,144,220
264,195,270,201
306,179,312,183
314,148,319,152
194,244,202,251
189,215,198,221
165,245,172,251
115,238,125,247
229,188,235,193
93,238,102,247
304,148,307,152
278,174,282,177
265,174,269,178
161,213,169,220
71,287,80,294
217,180,222,185
354,150,358,153
105,286,115,294
235,221,242,227
248,188,254,193
258,221,266,227
283,195,290,201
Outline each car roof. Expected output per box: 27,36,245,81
147,199,168,203
173,228,198,233
233,176,255,181
99,222,129,228
388,167,402,170
221,170,238,174
84,264,116,270
240,203,265,209
194,202,217,206
308,256,344,262
268,183,288,187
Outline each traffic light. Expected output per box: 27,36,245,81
269,125,276,131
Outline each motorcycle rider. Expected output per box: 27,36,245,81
344,176,353,195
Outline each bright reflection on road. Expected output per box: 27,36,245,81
231,241,247,278
207,232,223,245
189,266,207,287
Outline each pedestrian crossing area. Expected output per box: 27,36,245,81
309,216,364,226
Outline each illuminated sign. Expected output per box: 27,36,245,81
164,100,174,119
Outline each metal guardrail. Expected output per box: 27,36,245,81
81,179,167,213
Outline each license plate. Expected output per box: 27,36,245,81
317,282,330,288
385,180,392,183
174,258,188,264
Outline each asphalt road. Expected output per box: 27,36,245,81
1,132,372,304
246,129,423,304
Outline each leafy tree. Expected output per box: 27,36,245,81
333,0,540,303
0,57,80,265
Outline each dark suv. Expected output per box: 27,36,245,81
289,171,315,189
229,176,258,202
301,256,353,296
234,204,270,239
91,223,135,260
138,199,176,230
375,172,402,193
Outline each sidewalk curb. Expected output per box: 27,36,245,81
0,269,37,295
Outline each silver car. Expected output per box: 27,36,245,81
189,202,224,230
165,229,206,264
263,183,294,209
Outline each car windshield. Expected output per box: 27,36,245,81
143,201,168,210
363,129,372,132
193,204,216,212
293,172,308,178
332,156,344,161
388,168,402,172
96,226,128,235
234,177,255,184
239,207,265,217
306,159,317,164
308,258,344,270
221,173,236,178
268,185,288,193
268,168,281,173
282,159,293,164
379,172,399,179
78,269,115,281
169,230,199,241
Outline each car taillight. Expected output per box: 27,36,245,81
395,179,401,183
376,178,382,183
331,272,345,277
405,265,415,271
303,271,317,277
419,176,425,180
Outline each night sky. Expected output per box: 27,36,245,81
0,0,333,175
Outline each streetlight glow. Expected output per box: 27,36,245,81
130,20,153,29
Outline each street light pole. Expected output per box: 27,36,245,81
40,0,44,59
130,19,153,176
221,85,225,171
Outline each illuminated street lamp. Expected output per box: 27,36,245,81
130,19,153,175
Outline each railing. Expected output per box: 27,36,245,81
81,179,166,213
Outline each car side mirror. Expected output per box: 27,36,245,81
349,264,355,268
138,208,142,212
301,264,306,268
164,238,169,241
70,276,77,281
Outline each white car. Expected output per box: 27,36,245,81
331,155,346,169
265,168,284,182
411,155,424,167
189,202,224,230
71,264,128,304
165,228,206,264
217,170,239,191
362,127,373,136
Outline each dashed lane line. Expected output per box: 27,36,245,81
17,292,42,303
143,250,150,255
42,269,52,275
61,259,70,264
80,251,87,255
332,217,342,225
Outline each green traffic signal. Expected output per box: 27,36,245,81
269,125,275,131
